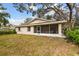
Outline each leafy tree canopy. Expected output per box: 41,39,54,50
0,4,10,26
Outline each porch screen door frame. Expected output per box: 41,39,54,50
36,26,41,33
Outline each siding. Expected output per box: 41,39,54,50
16,26,34,34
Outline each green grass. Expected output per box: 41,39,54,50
0,34,79,56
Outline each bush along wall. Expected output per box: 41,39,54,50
0,30,16,35
65,28,79,44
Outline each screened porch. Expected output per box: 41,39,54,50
34,24,58,34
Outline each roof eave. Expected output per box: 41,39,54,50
15,20,67,27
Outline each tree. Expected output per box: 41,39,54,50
66,3,76,30
45,15,52,20
13,3,68,19
13,3,76,30
75,4,79,26
13,3,46,18
42,3,76,29
37,8,45,18
66,3,75,21
24,18,32,23
0,4,10,27
3,18,9,26
0,12,10,26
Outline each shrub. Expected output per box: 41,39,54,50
65,28,79,44
0,29,16,35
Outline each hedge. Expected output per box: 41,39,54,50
65,28,79,44
0,30,16,35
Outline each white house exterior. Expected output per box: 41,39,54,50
15,18,67,37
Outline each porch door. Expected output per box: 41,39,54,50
36,26,41,33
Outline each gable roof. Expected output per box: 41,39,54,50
16,18,67,27
25,18,54,24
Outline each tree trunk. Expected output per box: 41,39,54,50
66,3,74,30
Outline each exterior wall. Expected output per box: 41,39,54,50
16,26,34,34
16,24,65,38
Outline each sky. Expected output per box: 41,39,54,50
2,3,44,25
2,3,34,25
1,3,69,25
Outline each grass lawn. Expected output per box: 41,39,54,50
0,34,79,56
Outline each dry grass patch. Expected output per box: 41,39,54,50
0,34,79,56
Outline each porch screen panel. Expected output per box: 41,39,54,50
41,25,49,33
50,24,58,34
34,24,58,34
34,26,37,33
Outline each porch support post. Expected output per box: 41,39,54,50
31,26,34,33
40,26,41,33
49,24,50,34
58,24,62,35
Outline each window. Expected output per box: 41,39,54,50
27,27,30,31
18,27,20,31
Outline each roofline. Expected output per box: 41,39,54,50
26,18,54,25
16,20,67,27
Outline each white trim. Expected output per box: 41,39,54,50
58,24,62,35
17,32,66,38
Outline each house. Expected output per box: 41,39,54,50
15,18,67,37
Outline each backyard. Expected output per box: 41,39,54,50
0,34,79,56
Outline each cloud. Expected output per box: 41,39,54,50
0,10,3,13
8,18,25,25
0,10,7,13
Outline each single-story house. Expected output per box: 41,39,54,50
15,18,67,37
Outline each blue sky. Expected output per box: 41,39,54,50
2,3,33,25
2,3,44,25
2,3,69,25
